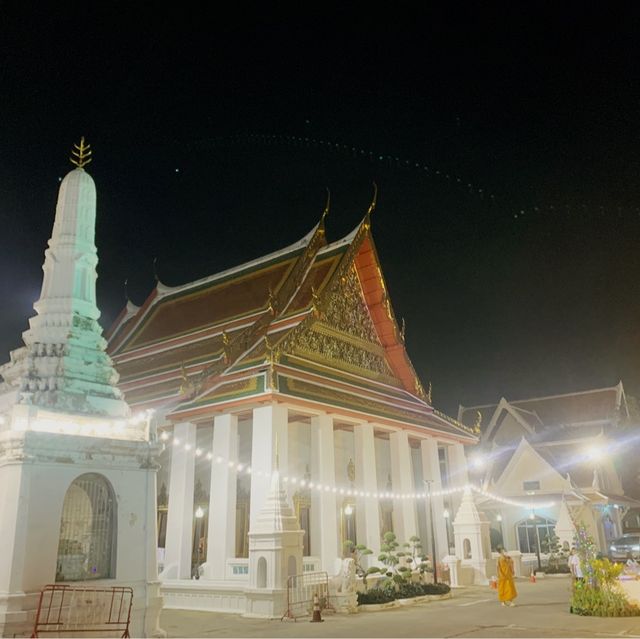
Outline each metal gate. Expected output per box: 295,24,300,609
31,584,133,637
281,571,334,621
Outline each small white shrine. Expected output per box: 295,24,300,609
446,487,494,586
244,458,304,618
0,141,163,637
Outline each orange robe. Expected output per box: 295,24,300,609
497,555,517,602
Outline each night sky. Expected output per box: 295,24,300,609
2,4,640,415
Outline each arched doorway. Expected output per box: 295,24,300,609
256,557,267,588
56,473,117,581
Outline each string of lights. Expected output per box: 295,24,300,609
158,428,556,510
190,133,640,221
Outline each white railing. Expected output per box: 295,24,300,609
302,557,321,573
226,558,250,580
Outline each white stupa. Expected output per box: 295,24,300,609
0,140,163,637
0,138,127,419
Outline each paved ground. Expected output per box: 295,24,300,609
160,576,640,638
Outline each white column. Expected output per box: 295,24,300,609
204,413,238,580
389,430,418,542
310,413,339,572
163,421,197,579
421,438,449,560
449,442,469,488
448,442,470,515
354,423,381,555
250,403,288,531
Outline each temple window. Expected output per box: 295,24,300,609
55,473,116,582
515,516,556,554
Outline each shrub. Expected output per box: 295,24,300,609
359,580,451,604
572,578,640,617
544,564,571,574
357,588,395,605
397,582,424,599
570,523,640,617
420,582,451,595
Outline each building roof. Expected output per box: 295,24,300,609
459,383,627,432
107,209,476,442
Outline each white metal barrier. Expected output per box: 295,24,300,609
281,571,334,621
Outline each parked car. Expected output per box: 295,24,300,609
609,534,640,561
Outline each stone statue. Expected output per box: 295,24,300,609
331,558,357,594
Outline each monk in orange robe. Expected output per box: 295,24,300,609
497,546,517,606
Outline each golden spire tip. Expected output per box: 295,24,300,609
366,182,378,216
321,187,330,225
69,136,92,169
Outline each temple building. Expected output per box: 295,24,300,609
106,197,477,610
458,383,639,558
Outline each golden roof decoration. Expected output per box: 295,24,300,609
70,136,92,168
319,188,330,231
473,410,482,434
367,182,378,217
179,361,193,395
311,285,323,319
267,287,278,316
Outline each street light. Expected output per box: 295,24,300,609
194,506,205,580
443,508,451,554
529,509,542,573
423,479,439,584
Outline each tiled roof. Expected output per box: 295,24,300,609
460,385,623,430
106,217,475,441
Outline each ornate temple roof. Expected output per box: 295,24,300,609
107,208,476,442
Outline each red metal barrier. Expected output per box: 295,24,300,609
31,584,133,637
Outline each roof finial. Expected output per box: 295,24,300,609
367,182,378,216
320,188,330,227
473,410,482,434
69,136,92,169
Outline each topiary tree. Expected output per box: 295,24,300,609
405,536,424,571
378,531,401,577
541,532,565,571
343,540,381,591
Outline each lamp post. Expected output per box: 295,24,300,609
424,479,438,584
529,509,542,572
443,509,451,555
194,506,204,580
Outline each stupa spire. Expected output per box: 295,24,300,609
0,141,128,417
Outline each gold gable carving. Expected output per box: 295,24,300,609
287,267,395,381
320,267,378,343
